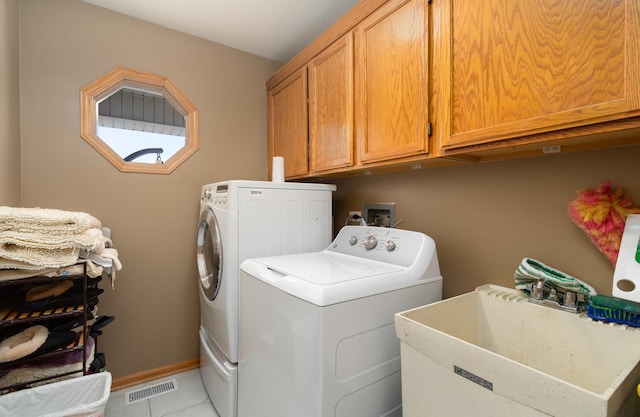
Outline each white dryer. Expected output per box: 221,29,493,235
238,225,443,417
196,180,335,417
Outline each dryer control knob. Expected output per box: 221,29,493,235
363,235,378,250
349,236,358,245
385,240,396,251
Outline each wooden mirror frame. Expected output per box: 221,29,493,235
80,67,198,174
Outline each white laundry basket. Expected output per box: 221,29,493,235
0,372,111,417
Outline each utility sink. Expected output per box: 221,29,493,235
395,284,640,417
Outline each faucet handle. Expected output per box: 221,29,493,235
531,278,545,300
564,291,577,307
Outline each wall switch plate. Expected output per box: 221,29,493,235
364,202,395,228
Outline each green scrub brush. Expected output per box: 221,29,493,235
588,294,640,327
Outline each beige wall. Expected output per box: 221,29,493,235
18,0,281,378
332,146,640,299
0,0,21,206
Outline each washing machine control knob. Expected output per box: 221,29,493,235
203,189,212,200
363,235,378,250
348,236,358,245
385,240,396,251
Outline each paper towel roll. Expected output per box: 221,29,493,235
272,156,285,182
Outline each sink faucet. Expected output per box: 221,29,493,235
526,278,585,313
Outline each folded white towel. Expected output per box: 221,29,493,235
0,206,101,235
0,227,109,253
0,257,51,271
0,229,109,269
0,228,109,252
0,246,80,268
0,207,115,270
0,262,102,280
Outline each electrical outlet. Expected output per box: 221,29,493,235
347,211,362,225
364,202,395,227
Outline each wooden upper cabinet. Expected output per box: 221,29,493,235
267,67,309,178
355,0,429,164
309,34,355,173
437,0,640,149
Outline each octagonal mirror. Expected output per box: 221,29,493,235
80,67,198,174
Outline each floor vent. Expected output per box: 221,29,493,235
125,379,178,405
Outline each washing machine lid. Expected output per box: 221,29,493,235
241,252,436,306
241,226,443,306
257,252,401,284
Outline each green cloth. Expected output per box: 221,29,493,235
514,258,597,297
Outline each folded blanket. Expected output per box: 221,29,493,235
0,206,101,235
514,258,597,298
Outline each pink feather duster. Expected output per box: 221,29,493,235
568,180,640,265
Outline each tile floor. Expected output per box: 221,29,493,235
105,369,219,417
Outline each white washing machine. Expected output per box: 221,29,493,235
196,180,335,417
238,225,443,417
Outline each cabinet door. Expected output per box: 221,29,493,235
437,0,640,149
355,0,429,164
267,67,308,178
309,34,354,173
